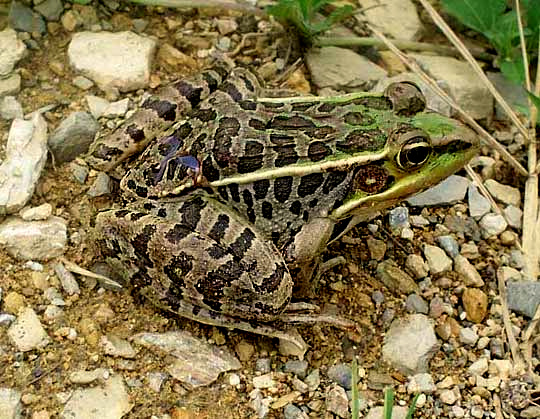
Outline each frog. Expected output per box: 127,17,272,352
87,65,479,347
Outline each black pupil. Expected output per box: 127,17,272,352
405,144,429,165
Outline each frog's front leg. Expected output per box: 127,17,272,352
95,193,294,324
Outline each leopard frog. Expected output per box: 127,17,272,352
88,66,478,345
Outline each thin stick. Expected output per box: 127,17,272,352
369,27,527,177
316,37,494,61
464,165,501,214
127,0,265,16
418,0,529,139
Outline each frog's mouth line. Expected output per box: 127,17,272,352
332,137,479,219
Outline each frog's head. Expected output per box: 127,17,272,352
332,82,480,220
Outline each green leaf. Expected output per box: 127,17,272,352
406,394,420,419
484,10,520,57
528,92,540,123
351,359,359,419
500,57,526,85
441,0,507,34
383,388,394,419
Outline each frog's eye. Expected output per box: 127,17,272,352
396,136,432,169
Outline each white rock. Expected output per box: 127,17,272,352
0,28,27,77
454,255,484,287
439,388,458,405
103,98,130,118
459,327,478,345
410,54,493,120
0,388,21,419
423,244,452,274
0,96,24,120
60,375,132,419
484,179,521,207
407,373,436,394
468,357,488,375
253,373,276,389
86,95,110,119
306,46,387,90
467,184,490,218
365,406,408,419
0,216,67,260
504,205,523,229
0,114,48,215
0,73,21,97
7,307,50,351
68,31,157,92
358,0,422,41
19,203,52,221
479,213,508,238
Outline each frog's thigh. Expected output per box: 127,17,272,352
95,196,293,322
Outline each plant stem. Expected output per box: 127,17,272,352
316,36,494,61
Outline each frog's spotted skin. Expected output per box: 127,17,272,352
90,66,479,344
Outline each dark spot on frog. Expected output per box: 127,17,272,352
220,81,243,102
317,102,335,113
202,72,219,91
291,103,313,112
229,227,256,259
309,198,318,208
262,201,272,220
353,165,392,194
202,156,220,182
228,183,240,203
217,185,228,201
142,98,177,121
92,143,122,160
271,231,280,245
242,190,254,210
238,141,264,174
308,141,331,161
179,196,206,230
262,102,284,110
143,202,156,211
114,209,130,218
298,173,324,197
248,118,265,130
353,96,392,110
164,224,191,244
125,124,145,142
193,108,217,122
163,252,192,290
157,208,167,217
173,80,203,108
214,117,241,168
240,100,257,111
247,208,256,224
269,133,294,146
302,211,309,222
337,129,386,153
267,115,316,130
253,179,270,200
126,179,148,198
275,146,299,167
289,200,301,215
240,75,255,92
129,212,146,222
274,176,293,203
209,213,230,242
132,224,157,268
253,262,288,296
197,259,244,311
207,243,228,259
322,171,348,194
344,112,375,126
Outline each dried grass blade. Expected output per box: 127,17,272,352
418,0,529,139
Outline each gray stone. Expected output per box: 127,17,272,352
70,162,89,184
102,98,130,118
468,357,488,375
0,74,22,97
459,327,479,345
504,205,523,229
423,244,452,274
0,115,47,214
0,388,21,419
0,216,67,260
467,184,491,218
0,96,23,120
410,215,430,227
306,46,387,90
0,313,16,326
479,213,508,237
405,294,428,314
255,358,271,373
53,262,80,295
484,179,521,207
73,75,94,90
487,72,528,121
68,31,157,92
86,95,109,119
408,175,469,206
409,54,493,120
60,375,132,419
7,307,50,351
325,384,349,418
132,331,241,387
252,373,276,389
8,1,46,34
48,111,100,163
87,172,112,197
69,368,109,384
284,404,308,419
405,254,428,279
406,373,436,394
305,369,320,392
19,203,52,221
327,363,352,390
382,314,439,374
0,28,26,78
34,0,63,21
376,260,419,294
439,388,458,405
358,0,422,41
284,360,308,379
388,206,409,232
436,235,459,259
44,287,65,306
507,281,540,318
365,406,408,419
101,334,137,358
454,255,484,287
